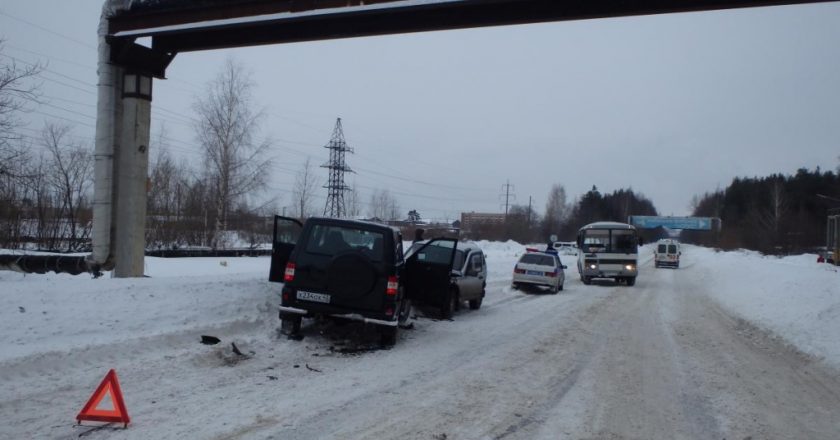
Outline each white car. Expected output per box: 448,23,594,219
553,241,579,255
512,251,566,293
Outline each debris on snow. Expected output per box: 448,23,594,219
200,335,221,345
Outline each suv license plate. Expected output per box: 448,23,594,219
297,290,331,304
527,270,542,276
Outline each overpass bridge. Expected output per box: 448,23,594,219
87,0,835,276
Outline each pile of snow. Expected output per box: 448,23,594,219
0,256,272,363
674,245,840,367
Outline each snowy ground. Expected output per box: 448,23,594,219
1,243,839,439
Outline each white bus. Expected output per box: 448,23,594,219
576,221,639,286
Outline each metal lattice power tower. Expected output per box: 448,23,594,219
322,118,354,218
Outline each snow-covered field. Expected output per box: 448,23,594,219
1,242,839,439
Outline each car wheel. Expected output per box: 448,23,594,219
397,298,412,325
626,277,636,286
379,326,397,347
582,276,591,285
440,289,457,319
550,285,559,294
280,315,301,336
511,283,519,290
469,297,482,310
558,283,564,292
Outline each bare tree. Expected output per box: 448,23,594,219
1,41,43,154
368,189,400,221
194,58,271,248
750,177,789,251
542,184,568,238
42,123,93,251
767,179,788,235
291,157,318,220
345,180,361,219
146,127,182,248
148,127,178,216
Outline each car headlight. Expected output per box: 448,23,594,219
588,264,597,270
625,264,635,271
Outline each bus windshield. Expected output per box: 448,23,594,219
581,229,637,254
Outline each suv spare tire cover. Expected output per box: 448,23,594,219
326,253,378,298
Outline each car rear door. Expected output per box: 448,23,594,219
268,216,303,283
405,238,458,304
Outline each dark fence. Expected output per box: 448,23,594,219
144,248,271,258
0,254,90,276
0,248,272,276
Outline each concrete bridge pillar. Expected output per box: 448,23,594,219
112,73,152,278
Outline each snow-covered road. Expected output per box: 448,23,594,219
1,245,839,439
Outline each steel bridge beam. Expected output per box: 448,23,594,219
108,0,838,54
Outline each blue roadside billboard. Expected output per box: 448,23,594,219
628,216,720,231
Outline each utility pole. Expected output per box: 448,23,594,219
322,118,354,218
499,180,516,218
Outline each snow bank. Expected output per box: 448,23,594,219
682,245,840,367
0,256,273,362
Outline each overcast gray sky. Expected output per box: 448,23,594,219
2,1,839,221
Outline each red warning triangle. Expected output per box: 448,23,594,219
76,369,130,427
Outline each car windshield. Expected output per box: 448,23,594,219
305,224,386,261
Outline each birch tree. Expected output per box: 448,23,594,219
542,183,568,238
291,157,318,220
194,58,271,248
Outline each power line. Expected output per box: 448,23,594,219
0,54,95,88
0,10,98,50
5,44,95,72
30,110,95,128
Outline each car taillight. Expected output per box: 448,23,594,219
514,267,526,274
546,271,557,277
386,276,398,296
284,262,296,282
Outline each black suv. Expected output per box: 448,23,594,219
269,216,458,346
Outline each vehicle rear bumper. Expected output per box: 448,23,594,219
278,305,398,327
656,259,679,267
512,274,559,288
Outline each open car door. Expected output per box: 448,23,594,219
404,238,458,304
268,216,303,283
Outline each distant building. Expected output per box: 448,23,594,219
460,212,505,236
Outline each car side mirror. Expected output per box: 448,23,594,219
561,265,568,269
